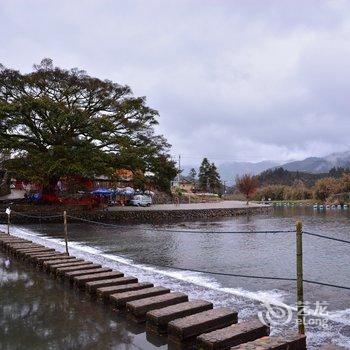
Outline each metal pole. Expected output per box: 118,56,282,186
296,221,305,334
63,211,69,255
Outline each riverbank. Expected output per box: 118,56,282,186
0,201,270,224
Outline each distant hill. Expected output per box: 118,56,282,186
182,151,350,185
258,166,350,187
218,161,279,183
280,151,350,173
258,167,326,187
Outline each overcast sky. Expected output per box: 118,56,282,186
1,0,350,166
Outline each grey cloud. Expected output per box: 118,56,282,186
1,0,350,166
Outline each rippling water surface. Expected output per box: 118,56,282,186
1,206,350,349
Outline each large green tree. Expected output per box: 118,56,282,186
0,59,176,193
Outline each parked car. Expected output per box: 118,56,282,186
129,194,152,207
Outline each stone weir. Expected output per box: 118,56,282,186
4,203,271,225
1,231,337,350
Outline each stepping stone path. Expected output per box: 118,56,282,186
0,232,310,349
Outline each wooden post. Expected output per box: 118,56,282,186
63,211,69,255
296,221,305,334
7,210,10,235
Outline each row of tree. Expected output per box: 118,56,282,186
0,59,177,194
258,167,350,187
255,173,350,202
185,160,259,204
186,158,222,193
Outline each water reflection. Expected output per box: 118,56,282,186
0,252,165,350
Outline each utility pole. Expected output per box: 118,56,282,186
177,154,181,184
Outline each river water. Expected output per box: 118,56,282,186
1,207,349,349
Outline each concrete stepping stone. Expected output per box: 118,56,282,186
6,241,38,245
42,258,80,267
7,243,42,249
6,241,40,246
1,238,30,244
36,256,76,264
97,282,154,299
64,267,113,280
16,248,55,256
9,245,44,252
85,276,140,293
12,247,46,255
110,287,170,310
26,253,61,262
73,271,124,287
147,300,213,335
2,240,29,246
55,263,100,274
48,260,91,272
126,292,188,323
13,246,49,252
18,248,53,255
2,241,31,248
0,236,28,240
64,266,112,277
25,251,61,258
96,276,145,298
0,236,29,241
26,253,68,261
230,332,306,350
197,318,269,349
168,308,238,347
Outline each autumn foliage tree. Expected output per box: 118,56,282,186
313,177,339,201
235,174,259,204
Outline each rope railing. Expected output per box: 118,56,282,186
1,210,349,242
303,231,350,244
2,210,350,240
11,211,63,219
67,214,295,233
140,263,350,290
1,210,349,308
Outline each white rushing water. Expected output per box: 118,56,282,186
2,224,349,349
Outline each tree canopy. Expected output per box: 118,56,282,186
0,59,176,192
235,174,259,204
198,158,222,193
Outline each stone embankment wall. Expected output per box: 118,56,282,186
0,203,270,225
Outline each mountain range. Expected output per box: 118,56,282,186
182,151,350,185
280,151,350,173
